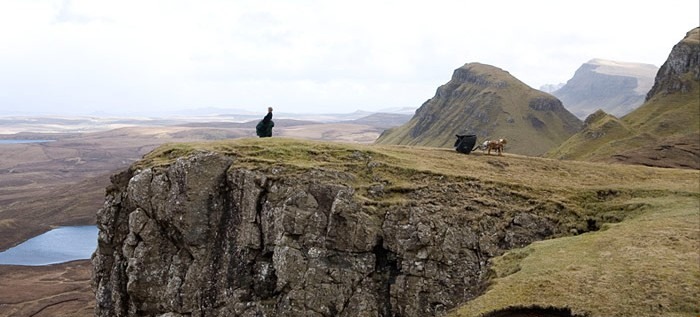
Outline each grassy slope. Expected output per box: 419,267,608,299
547,111,635,160
141,138,699,317
448,195,699,317
546,62,699,164
624,76,700,136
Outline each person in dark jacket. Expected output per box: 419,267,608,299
256,107,274,137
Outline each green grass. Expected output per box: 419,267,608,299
137,138,698,194
547,73,699,162
624,74,700,135
448,195,700,317
547,111,634,160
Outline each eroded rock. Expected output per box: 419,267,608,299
93,151,579,317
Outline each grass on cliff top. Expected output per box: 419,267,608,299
137,138,699,317
447,195,700,317
136,137,698,196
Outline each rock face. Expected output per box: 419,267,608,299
645,28,700,99
375,63,582,156
552,59,658,119
93,150,580,317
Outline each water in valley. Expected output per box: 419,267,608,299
0,226,98,266
0,140,55,144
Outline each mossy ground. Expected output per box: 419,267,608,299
448,196,699,317
138,138,699,317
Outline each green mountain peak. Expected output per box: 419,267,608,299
376,62,582,156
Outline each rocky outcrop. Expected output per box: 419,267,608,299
93,150,583,317
552,59,658,119
646,28,700,99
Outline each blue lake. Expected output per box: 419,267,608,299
0,139,55,144
0,226,98,266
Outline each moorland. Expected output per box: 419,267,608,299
100,138,700,317
0,113,408,316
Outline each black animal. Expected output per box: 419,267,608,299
454,134,477,154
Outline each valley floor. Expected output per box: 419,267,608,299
0,260,93,317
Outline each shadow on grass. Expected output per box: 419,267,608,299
483,306,587,317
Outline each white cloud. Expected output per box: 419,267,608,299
0,0,697,115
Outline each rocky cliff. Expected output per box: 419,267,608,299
552,59,658,119
375,63,582,156
645,28,700,99
92,139,597,317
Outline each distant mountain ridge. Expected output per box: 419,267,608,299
539,83,564,93
552,59,658,119
376,63,582,156
547,27,700,169
346,112,413,128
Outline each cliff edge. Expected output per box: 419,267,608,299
92,138,699,317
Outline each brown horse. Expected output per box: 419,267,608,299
485,138,507,155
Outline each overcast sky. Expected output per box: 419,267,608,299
0,0,697,116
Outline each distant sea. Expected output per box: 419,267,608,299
0,140,54,144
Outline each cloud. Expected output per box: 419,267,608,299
53,0,108,24
0,0,698,115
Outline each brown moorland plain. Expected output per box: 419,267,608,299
0,122,384,250
0,260,92,317
0,120,388,317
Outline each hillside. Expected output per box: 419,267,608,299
553,59,658,119
92,138,698,317
375,63,582,156
544,109,635,161
547,28,700,169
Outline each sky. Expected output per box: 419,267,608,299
0,0,698,116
